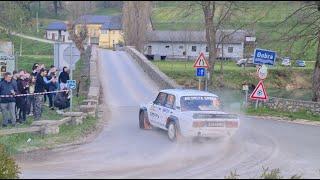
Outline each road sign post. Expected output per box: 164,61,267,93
63,43,80,111
249,80,268,109
194,53,209,91
242,83,249,108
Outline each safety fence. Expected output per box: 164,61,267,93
0,90,69,98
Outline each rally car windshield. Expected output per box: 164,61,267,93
180,96,221,111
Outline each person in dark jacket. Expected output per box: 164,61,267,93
16,71,29,123
54,88,70,110
44,67,58,110
34,69,54,121
58,66,70,90
0,72,17,127
31,63,39,76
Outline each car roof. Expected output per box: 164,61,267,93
160,89,218,98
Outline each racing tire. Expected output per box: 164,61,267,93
167,121,180,142
139,111,146,129
139,110,152,130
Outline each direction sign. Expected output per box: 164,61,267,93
250,81,268,100
196,68,205,77
257,64,268,80
67,80,77,90
63,43,80,70
253,48,276,66
193,52,209,68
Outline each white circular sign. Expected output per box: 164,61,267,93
257,64,268,80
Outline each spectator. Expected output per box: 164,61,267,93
16,71,29,123
34,69,53,121
44,68,58,110
59,66,70,90
26,75,36,116
31,63,39,76
54,88,70,110
12,70,19,123
0,72,17,127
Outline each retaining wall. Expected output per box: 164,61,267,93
123,46,181,89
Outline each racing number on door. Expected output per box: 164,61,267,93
150,92,167,127
163,94,175,129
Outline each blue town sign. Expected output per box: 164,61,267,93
253,48,277,66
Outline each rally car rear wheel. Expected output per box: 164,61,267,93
139,110,152,129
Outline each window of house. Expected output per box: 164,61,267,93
165,45,170,48
179,45,184,49
206,46,209,52
192,46,197,52
228,47,233,53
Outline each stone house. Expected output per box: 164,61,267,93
144,30,256,61
46,22,71,42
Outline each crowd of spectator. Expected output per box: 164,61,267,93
0,63,72,128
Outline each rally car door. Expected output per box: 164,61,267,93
149,92,167,128
162,94,176,130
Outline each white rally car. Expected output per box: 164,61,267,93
139,89,240,141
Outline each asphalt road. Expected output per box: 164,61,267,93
17,49,320,178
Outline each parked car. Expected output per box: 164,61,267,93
139,89,240,142
281,57,291,66
236,57,255,67
296,60,306,67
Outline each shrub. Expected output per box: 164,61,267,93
0,144,20,179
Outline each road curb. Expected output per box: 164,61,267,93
245,115,320,127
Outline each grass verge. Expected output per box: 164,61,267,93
0,30,53,56
245,106,320,122
152,60,314,90
0,115,97,155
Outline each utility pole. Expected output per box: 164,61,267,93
36,11,39,33
19,17,22,57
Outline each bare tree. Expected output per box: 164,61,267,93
273,1,320,101
122,1,153,52
66,1,90,58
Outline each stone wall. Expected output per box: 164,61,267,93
250,97,320,115
123,46,182,89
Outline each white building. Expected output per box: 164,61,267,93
46,22,72,42
144,30,256,61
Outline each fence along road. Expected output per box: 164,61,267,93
17,48,320,178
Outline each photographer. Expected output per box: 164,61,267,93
45,66,59,110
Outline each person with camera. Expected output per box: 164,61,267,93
45,66,59,110
0,72,17,127
34,69,55,121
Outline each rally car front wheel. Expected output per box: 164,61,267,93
168,121,180,142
